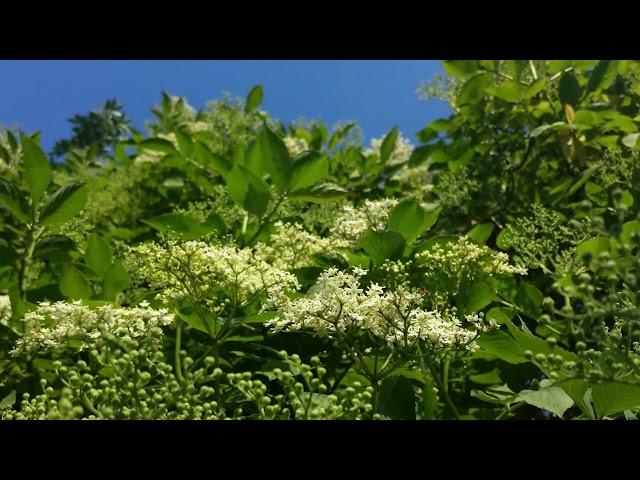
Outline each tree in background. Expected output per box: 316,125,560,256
51,99,133,159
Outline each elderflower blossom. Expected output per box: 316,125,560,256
11,300,174,356
363,132,414,166
265,267,493,353
416,236,527,288
330,198,399,246
283,136,309,158
255,222,336,270
130,241,299,310
0,295,11,327
184,121,211,134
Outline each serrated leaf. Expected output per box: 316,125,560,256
443,60,478,80
193,141,231,173
139,138,178,155
102,262,130,301
359,230,406,265
378,375,416,420
387,200,426,242
379,127,399,165
33,235,75,262
39,181,87,228
458,73,493,106
222,164,270,217
85,235,112,277
622,133,640,149
0,177,30,223
559,73,581,107
144,213,223,240
258,126,291,189
0,390,16,410
245,85,264,113
59,265,92,300
288,182,349,204
467,223,494,244
20,133,52,205
288,152,329,192
518,386,574,417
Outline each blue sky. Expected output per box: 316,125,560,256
0,60,450,153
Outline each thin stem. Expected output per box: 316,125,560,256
245,194,286,246
174,320,184,383
423,352,461,420
496,401,525,420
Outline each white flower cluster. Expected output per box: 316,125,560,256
0,295,11,327
416,236,528,287
330,198,399,247
283,136,310,158
184,121,211,134
255,222,335,270
392,163,435,201
265,267,492,353
11,300,174,356
363,132,414,166
172,186,246,226
130,241,299,310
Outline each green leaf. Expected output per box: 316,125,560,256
576,236,610,261
245,85,264,113
585,60,616,95
85,235,112,277
558,73,582,107
516,282,543,318
0,390,16,410
174,130,193,157
39,181,87,228
20,133,52,205
622,133,640,149
458,73,493,106
0,177,30,223
359,230,406,265
585,182,607,206
193,141,231,173
490,80,523,103
467,223,494,244
591,382,640,418
59,265,92,300
379,127,399,165
378,375,416,420
177,308,209,334
476,330,527,364
144,213,223,240
288,152,329,192
33,235,75,262
328,123,355,149
288,182,349,204
421,207,441,233
102,261,130,301
443,60,478,80
620,220,640,247
525,78,546,99
139,138,178,155
387,200,426,242
486,307,515,325
518,386,574,417
222,335,264,344
258,126,291,189
556,378,593,418
222,164,271,217
464,281,496,313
